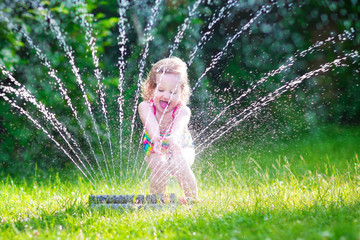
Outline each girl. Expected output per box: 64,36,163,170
138,57,197,200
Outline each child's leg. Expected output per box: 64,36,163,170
146,153,171,194
172,148,197,198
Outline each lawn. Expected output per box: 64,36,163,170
1,125,359,239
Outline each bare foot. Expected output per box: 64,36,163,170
179,196,199,205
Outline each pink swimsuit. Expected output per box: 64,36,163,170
143,100,193,155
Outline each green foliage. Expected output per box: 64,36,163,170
0,0,359,175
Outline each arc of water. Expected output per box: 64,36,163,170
136,2,275,184
151,51,359,187
116,0,129,181
138,0,249,185
1,83,98,185
191,3,275,91
149,28,359,186
0,67,98,184
168,0,203,57
0,93,95,187
193,29,355,142
71,0,116,178
188,0,238,66
126,0,163,180
0,14,106,182
32,2,112,180
196,50,359,154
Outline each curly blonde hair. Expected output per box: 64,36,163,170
141,57,191,105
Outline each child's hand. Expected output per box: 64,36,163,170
166,135,181,152
152,136,162,154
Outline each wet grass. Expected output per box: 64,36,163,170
1,125,360,239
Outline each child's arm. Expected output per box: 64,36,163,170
138,101,162,152
171,106,191,136
167,106,191,149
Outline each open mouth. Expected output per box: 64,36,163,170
159,100,169,109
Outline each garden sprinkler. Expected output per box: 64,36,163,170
89,194,177,210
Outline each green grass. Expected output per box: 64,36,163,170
1,125,360,239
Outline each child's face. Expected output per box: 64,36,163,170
153,73,181,112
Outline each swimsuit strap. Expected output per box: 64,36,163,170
149,99,182,134
150,99,181,119
150,99,156,115
168,102,182,132
171,104,178,119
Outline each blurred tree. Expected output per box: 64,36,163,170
0,0,359,177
